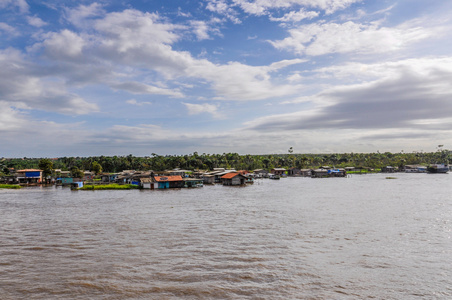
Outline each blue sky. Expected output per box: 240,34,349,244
1,0,452,157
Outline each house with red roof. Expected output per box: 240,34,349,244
220,172,247,186
154,175,184,189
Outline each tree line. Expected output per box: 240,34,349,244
1,150,450,176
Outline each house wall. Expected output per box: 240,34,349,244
61,178,73,184
158,182,169,189
203,176,215,184
169,181,184,188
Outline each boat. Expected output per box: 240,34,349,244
427,164,449,174
269,174,280,180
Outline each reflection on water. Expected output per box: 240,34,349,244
1,173,451,299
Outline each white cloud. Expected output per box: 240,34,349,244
270,20,433,56
126,99,152,106
206,0,362,18
206,0,241,24
0,0,29,13
40,30,85,59
64,2,105,28
0,102,26,131
183,102,221,118
26,15,47,27
190,20,210,40
189,20,220,40
269,8,319,23
80,9,304,101
187,60,304,100
0,22,18,36
113,82,184,98
0,48,98,115
244,57,452,135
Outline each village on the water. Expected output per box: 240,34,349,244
1,156,449,190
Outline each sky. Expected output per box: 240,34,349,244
1,0,452,157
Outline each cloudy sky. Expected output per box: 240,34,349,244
1,0,452,157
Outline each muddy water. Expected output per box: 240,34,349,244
1,173,451,299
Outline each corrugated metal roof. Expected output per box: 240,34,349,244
154,175,183,182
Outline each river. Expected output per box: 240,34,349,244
1,173,451,299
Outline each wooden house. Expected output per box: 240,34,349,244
183,178,203,187
214,170,236,183
169,169,191,177
288,168,302,176
253,169,269,178
311,169,329,178
83,171,94,181
202,174,216,184
300,169,311,177
154,176,184,189
140,178,155,189
271,168,286,176
381,166,395,173
221,172,247,186
101,173,119,182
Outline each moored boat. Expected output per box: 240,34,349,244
269,174,280,180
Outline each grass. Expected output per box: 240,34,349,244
0,184,22,189
78,184,140,190
347,170,380,174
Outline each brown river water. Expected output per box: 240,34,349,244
1,173,451,299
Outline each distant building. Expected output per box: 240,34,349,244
15,169,42,184
271,168,286,176
253,169,269,177
381,166,395,173
221,172,247,186
140,178,155,189
154,176,184,189
288,168,302,176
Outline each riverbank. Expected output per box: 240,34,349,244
0,184,21,189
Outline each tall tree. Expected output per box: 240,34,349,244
91,161,103,175
38,158,53,183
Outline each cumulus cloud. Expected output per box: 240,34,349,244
26,15,47,27
0,48,98,115
22,8,303,104
40,30,85,59
64,2,105,27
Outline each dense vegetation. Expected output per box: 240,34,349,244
1,150,450,176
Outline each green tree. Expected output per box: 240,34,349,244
38,158,54,183
70,166,84,179
91,161,103,175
